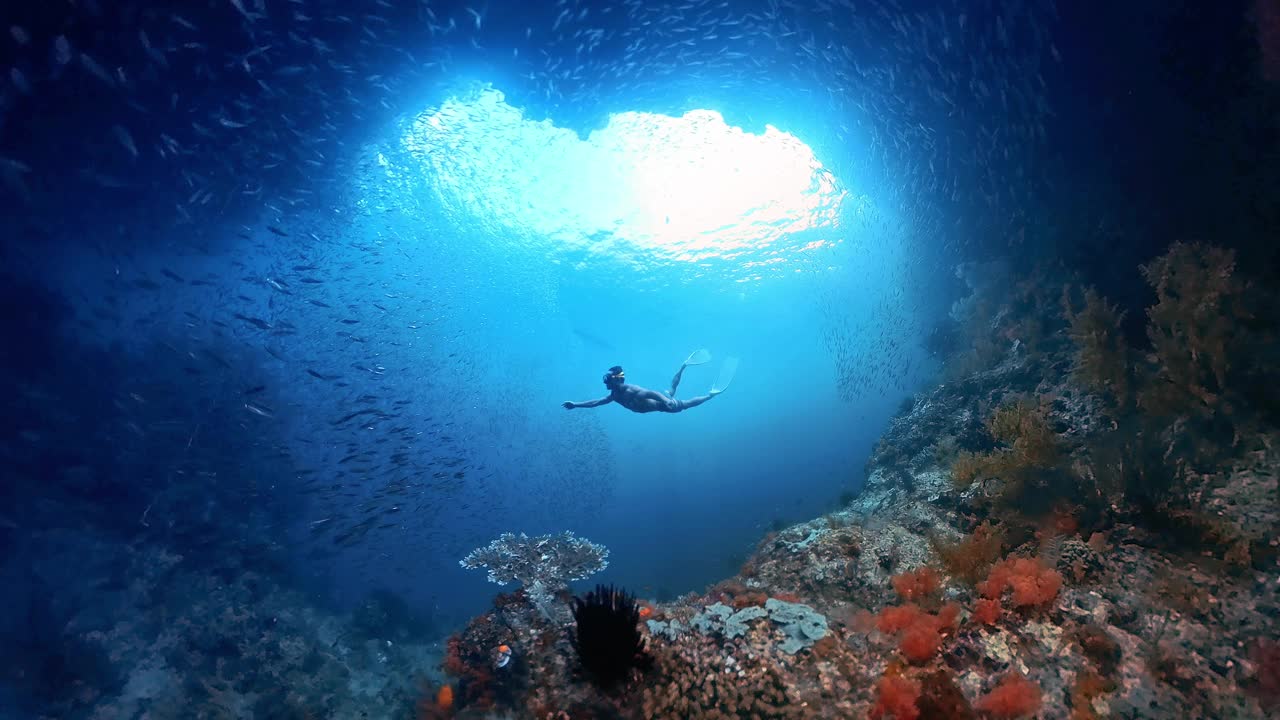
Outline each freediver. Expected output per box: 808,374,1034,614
562,350,737,414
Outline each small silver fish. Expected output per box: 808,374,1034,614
113,125,139,158
79,52,115,86
54,35,73,65
244,402,274,418
10,68,30,95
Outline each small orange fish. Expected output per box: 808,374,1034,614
638,605,653,620
436,684,453,710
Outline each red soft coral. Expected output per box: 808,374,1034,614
878,604,927,634
899,623,943,663
936,602,960,629
871,672,922,720
980,557,1062,607
973,598,1002,625
975,673,1042,718
877,604,959,663
892,567,941,601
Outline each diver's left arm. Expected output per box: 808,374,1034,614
563,396,612,410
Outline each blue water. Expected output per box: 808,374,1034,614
43,89,936,623
4,0,1275,715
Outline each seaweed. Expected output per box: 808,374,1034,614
1138,242,1247,418
1062,285,1131,406
930,522,1005,586
947,396,1060,502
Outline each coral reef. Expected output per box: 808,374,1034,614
425,244,1278,719
20,538,445,720
40,243,1276,720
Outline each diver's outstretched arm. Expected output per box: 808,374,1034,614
564,396,612,410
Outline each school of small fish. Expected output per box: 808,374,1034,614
1,0,1057,585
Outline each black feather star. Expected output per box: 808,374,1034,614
571,584,652,689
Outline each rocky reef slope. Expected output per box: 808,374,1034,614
438,245,1279,720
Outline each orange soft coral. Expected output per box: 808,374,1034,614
975,673,1042,718
870,672,922,720
892,567,941,601
979,557,1062,608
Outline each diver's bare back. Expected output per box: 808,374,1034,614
610,384,670,413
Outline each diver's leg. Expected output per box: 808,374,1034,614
669,364,687,397
669,394,713,412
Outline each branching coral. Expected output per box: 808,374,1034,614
460,531,608,615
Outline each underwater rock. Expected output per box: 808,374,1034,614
438,280,1280,719
68,545,442,720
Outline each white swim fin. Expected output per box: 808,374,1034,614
683,348,712,366
710,356,738,395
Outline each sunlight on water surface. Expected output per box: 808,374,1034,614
395,86,850,278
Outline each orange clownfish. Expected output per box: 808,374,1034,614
638,605,653,620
